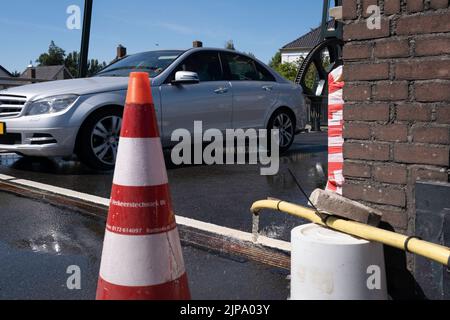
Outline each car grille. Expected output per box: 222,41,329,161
0,94,27,118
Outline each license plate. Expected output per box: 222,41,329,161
0,122,4,135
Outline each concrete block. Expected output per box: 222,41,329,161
310,189,383,226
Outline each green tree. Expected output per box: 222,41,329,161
274,61,301,82
36,41,66,66
65,51,80,77
65,52,106,77
245,52,256,59
269,51,282,68
36,42,106,77
11,71,21,77
268,51,303,82
87,59,107,76
268,50,333,90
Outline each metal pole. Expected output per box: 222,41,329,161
78,0,93,78
320,0,330,41
320,0,343,40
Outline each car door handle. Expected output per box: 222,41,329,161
214,87,228,94
262,85,273,91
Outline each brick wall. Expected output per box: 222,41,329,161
341,0,450,233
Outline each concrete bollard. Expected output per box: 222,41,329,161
291,223,388,300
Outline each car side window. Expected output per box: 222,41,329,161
222,53,275,82
255,62,276,82
172,51,223,82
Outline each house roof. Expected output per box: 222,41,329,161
281,21,334,51
0,66,24,87
21,65,74,80
0,65,12,77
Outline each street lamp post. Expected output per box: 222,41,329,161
78,0,93,78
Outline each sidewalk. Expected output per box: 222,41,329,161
0,192,289,300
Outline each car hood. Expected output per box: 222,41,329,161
0,77,131,99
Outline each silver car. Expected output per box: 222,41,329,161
0,48,306,170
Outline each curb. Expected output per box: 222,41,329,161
0,174,291,270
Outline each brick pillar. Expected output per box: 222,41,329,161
341,0,450,235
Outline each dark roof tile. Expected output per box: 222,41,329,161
282,21,334,50
21,65,73,80
0,65,12,77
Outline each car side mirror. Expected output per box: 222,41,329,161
172,71,200,84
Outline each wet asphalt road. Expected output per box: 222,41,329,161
0,132,327,242
0,192,289,300
0,132,326,299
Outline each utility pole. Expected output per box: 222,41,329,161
78,0,93,78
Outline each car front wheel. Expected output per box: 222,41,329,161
77,107,123,171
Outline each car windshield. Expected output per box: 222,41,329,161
95,50,184,77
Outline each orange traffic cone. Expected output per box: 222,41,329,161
96,72,191,300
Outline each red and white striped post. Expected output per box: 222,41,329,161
96,72,191,300
326,66,345,195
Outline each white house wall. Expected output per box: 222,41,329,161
281,51,309,64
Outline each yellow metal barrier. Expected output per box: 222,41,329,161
251,199,450,267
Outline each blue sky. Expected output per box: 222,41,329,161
0,0,323,73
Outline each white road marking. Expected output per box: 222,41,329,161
0,174,291,253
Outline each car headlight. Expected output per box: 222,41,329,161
26,94,79,116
